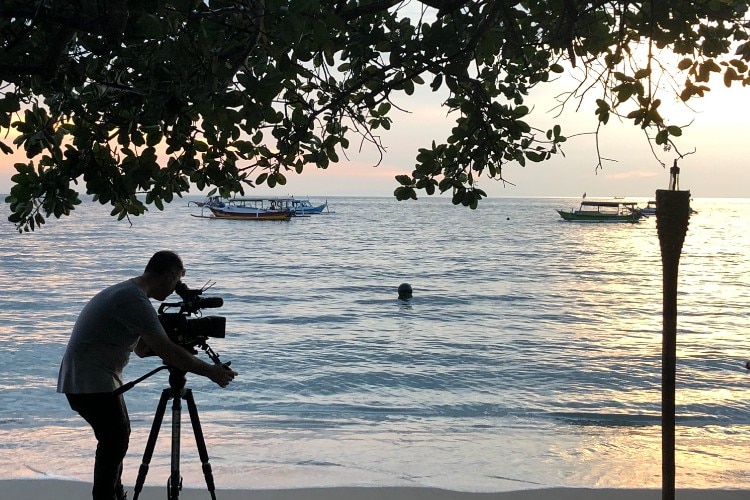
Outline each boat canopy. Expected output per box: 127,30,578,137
231,197,293,202
580,200,637,207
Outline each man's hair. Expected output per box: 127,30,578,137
144,250,183,276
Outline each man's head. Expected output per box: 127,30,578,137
397,282,413,300
144,250,185,300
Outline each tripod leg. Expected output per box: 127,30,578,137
168,390,183,500
185,389,218,500
133,388,171,500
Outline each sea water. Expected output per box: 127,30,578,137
0,196,749,492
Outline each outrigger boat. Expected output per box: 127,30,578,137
192,196,293,220
640,200,658,216
557,200,644,223
190,195,330,218
188,195,224,208
291,198,329,215
639,199,697,216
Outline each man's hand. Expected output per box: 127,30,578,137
139,333,237,385
206,363,238,388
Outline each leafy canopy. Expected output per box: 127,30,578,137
2,0,749,231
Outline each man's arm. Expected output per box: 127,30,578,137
138,334,237,387
134,337,153,357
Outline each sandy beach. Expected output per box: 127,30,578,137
0,480,746,500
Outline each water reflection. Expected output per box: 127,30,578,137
2,197,750,490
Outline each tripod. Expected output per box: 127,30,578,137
132,367,218,500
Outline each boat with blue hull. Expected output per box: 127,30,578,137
291,198,329,215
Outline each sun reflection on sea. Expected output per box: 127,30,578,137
2,197,750,491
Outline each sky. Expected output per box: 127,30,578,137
1,71,749,200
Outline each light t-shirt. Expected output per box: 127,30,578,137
57,278,168,393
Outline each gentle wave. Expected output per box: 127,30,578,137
1,196,749,490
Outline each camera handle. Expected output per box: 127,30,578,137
114,365,169,396
116,340,229,397
195,340,230,369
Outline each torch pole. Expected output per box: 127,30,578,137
655,188,690,500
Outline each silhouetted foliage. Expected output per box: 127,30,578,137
2,0,749,230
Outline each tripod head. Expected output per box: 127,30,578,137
115,340,229,396
165,339,232,390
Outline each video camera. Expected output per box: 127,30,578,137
157,280,226,350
